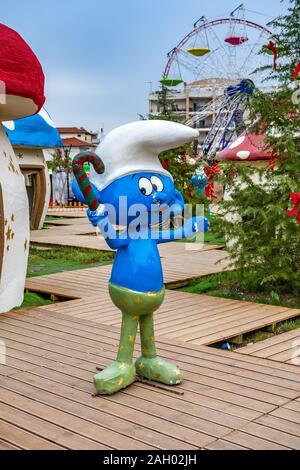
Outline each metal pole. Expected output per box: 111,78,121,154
66,145,72,206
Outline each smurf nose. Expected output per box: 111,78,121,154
152,191,169,205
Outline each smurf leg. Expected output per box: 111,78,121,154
93,311,138,394
135,313,183,386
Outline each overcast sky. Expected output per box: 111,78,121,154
1,0,287,133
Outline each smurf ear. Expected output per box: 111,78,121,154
72,180,102,205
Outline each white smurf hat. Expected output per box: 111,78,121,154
89,120,199,190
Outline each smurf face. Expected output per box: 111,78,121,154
99,172,184,227
72,171,184,227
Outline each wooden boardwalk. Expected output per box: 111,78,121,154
26,249,229,294
1,212,296,449
238,330,300,365
39,292,300,346
31,231,223,257
26,261,300,346
32,216,224,255
1,307,300,449
47,208,86,218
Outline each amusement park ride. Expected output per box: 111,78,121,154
159,4,276,160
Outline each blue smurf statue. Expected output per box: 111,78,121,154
72,120,208,394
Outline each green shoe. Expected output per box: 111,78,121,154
93,361,136,395
135,356,183,385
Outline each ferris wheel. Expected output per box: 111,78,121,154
162,5,273,88
160,5,275,158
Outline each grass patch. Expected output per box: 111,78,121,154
227,316,300,350
45,215,63,221
180,270,300,309
176,232,225,245
204,231,225,246
28,245,114,277
277,317,300,333
13,292,53,310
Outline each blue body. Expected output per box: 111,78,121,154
73,172,208,293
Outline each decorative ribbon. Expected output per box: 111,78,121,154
204,162,220,199
72,150,105,211
266,41,278,70
292,62,300,79
161,159,169,170
286,192,300,222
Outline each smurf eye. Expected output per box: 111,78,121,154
151,176,163,192
138,177,152,196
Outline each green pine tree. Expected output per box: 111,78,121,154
215,0,300,294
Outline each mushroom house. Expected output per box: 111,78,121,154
0,23,45,312
3,109,62,230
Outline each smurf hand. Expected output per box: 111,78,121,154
191,216,209,233
87,206,108,227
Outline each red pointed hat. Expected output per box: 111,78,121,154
0,23,45,121
217,131,272,161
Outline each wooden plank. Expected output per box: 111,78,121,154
220,430,289,450
255,414,300,438
4,308,300,400
2,308,300,449
238,329,300,364
205,439,248,450
0,399,111,450
0,384,175,450
24,260,300,348
0,325,267,420
0,375,218,448
229,422,300,449
0,421,64,450
2,310,300,407
0,439,20,450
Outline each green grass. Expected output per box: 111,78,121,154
13,292,53,310
181,270,300,309
277,317,300,333
176,232,225,245
27,246,114,277
44,215,62,221
204,231,225,245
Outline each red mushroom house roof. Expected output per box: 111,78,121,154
0,23,45,121
217,132,272,161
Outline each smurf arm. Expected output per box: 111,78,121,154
156,215,209,244
72,179,128,250
87,209,129,250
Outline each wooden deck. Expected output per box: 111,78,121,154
26,262,300,347
47,208,86,218
26,248,229,293
46,217,90,226
238,330,300,365
32,213,225,256
31,229,223,257
1,307,300,449
40,293,300,346
2,214,298,449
